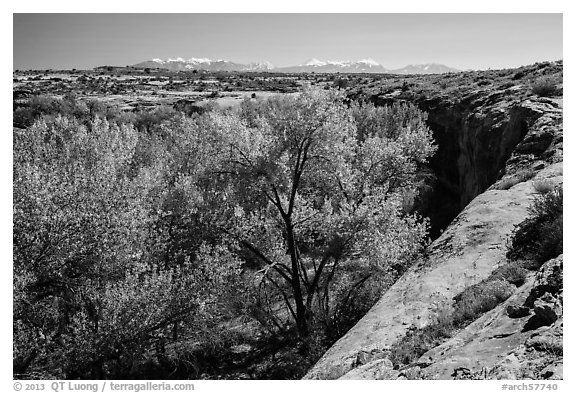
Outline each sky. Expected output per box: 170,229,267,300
13,13,563,72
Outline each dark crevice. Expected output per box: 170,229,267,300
420,105,531,239
370,95,533,239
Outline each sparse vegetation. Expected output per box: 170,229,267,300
389,272,518,367
532,179,555,194
489,261,529,287
507,187,563,266
390,182,563,369
531,77,558,97
494,168,537,190
451,280,516,326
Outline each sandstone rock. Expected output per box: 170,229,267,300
540,362,563,380
533,296,561,323
451,367,472,379
507,305,531,318
488,354,522,379
417,276,536,379
303,180,545,379
525,320,563,354
353,348,389,367
524,255,563,308
399,366,423,380
338,358,396,380
523,292,562,331
304,77,562,381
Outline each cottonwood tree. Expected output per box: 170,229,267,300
13,91,436,378
13,115,241,378
206,89,436,338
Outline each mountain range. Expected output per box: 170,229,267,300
132,57,460,74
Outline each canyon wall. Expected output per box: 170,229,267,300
304,88,563,380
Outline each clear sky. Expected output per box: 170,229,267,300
13,13,562,71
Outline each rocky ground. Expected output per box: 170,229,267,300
419,255,563,380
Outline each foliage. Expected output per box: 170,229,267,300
14,89,436,378
489,262,529,287
13,115,244,378
532,179,555,194
13,94,132,129
208,89,435,337
389,275,516,367
388,318,452,366
451,279,515,327
507,188,563,266
133,105,179,134
531,77,558,97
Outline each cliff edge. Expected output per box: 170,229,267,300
304,70,563,380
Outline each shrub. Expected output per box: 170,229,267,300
533,179,555,194
489,262,529,287
507,188,563,266
452,279,515,326
530,187,563,220
512,71,525,80
13,115,247,379
389,276,515,367
536,213,563,264
531,77,558,97
388,322,452,366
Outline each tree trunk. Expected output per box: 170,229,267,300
284,215,309,337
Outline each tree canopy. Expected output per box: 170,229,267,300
13,88,436,379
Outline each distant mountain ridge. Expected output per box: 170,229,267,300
389,63,461,74
133,58,274,72
132,57,460,74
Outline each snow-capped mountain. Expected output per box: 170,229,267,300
247,61,275,71
388,63,460,75
133,57,274,72
132,57,459,74
275,58,388,73
303,58,328,67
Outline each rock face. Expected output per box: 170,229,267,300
372,87,563,239
304,86,562,380
338,359,395,380
419,256,563,380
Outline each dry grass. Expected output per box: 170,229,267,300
389,275,517,367
489,262,529,287
452,280,515,326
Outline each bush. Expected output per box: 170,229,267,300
533,179,555,194
507,188,563,266
536,213,563,264
13,115,247,379
452,279,516,326
489,262,529,287
531,77,558,97
389,276,515,367
388,317,452,366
